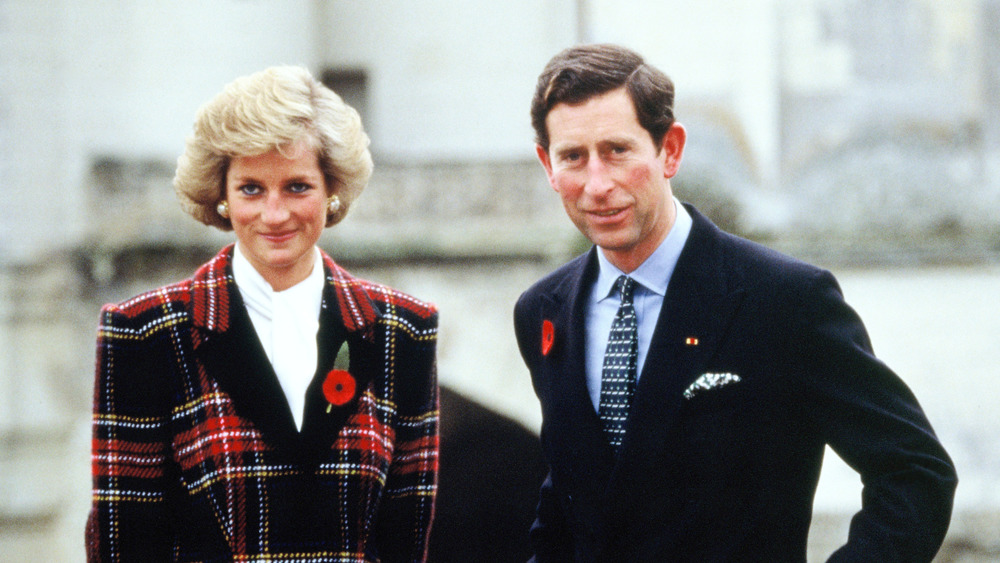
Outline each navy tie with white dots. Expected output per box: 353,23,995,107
599,275,638,450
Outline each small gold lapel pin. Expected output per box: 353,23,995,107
685,337,699,346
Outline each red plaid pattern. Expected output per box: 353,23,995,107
86,245,439,562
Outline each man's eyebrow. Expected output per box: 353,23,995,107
598,136,638,147
551,143,583,156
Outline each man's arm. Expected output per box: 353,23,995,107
528,472,574,563
795,270,957,562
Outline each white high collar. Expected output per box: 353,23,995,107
232,244,325,430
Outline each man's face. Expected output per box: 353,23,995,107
537,87,685,273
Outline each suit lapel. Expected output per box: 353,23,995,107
538,251,618,499
608,206,747,510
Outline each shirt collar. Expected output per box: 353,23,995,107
232,243,325,318
595,198,692,300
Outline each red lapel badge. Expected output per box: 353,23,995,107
323,369,356,412
541,320,555,356
685,337,699,346
324,341,355,412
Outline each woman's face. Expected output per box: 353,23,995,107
225,140,329,291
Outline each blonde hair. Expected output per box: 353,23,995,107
174,66,373,230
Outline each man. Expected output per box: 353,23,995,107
513,44,957,562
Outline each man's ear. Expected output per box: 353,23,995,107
661,122,686,178
535,144,557,190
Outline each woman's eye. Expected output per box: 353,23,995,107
288,182,312,194
239,183,263,196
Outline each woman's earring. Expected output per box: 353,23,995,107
216,200,230,219
327,195,341,215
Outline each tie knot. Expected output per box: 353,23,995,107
615,276,636,304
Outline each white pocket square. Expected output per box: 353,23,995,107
683,372,742,400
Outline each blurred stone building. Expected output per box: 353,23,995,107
1,1,998,560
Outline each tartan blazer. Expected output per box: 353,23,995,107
514,204,956,562
86,245,439,562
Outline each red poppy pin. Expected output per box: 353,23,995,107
323,369,356,412
324,341,355,412
541,320,555,356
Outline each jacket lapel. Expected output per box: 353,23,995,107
298,253,382,467
607,205,747,512
189,246,382,466
538,251,618,509
190,246,303,457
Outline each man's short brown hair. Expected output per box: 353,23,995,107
531,44,676,152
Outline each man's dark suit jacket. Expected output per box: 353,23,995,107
513,204,957,562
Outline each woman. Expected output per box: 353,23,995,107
86,66,439,562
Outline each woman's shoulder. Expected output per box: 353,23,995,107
320,253,437,327
101,247,232,328
363,279,437,317
345,275,437,325
108,278,194,310
99,277,196,336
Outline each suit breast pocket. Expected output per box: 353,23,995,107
673,376,789,475
678,383,746,445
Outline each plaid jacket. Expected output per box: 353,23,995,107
86,245,439,562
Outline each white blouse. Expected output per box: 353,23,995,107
232,244,325,430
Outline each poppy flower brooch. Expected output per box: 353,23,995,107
324,342,356,413
541,319,555,356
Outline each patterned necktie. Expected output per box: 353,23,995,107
599,275,638,450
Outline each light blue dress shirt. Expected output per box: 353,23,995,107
585,199,693,411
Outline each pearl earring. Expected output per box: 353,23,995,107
327,196,341,215
216,201,229,219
